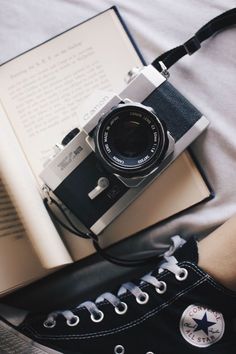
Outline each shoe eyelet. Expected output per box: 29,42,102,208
175,268,188,281
90,310,104,323
43,319,56,328
136,292,149,305
115,302,128,315
66,315,80,327
114,344,125,354
156,281,167,294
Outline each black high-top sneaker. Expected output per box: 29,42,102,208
0,236,236,354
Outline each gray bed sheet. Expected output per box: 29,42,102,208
0,0,236,249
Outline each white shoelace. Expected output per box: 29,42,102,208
43,236,188,328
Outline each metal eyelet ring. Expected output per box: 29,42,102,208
175,268,188,281
115,302,128,315
43,319,56,328
90,310,104,323
156,281,167,294
66,315,80,327
114,344,125,354
136,292,149,305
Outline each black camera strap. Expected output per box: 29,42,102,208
43,195,160,267
44,8,236,268
152,8,236,74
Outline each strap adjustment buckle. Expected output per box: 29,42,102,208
158,61,170,79
183,36,201,55
42,185,52,204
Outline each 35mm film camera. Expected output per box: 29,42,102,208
40,64,209,235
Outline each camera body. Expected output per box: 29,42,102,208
40,64,209,235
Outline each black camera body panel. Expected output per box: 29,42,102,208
143,81,202,142
54,153,128,229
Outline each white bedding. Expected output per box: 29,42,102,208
0,0,236,245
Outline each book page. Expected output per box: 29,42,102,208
0,9,143,179
0,104,73,269
0,179,49,296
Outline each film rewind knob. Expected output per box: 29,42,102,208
88,177,110,200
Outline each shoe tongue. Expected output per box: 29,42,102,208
173,237,199,264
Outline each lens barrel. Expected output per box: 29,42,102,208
95,104,169,178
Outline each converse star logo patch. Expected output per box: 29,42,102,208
180,304,225,348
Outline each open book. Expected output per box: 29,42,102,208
0,7,212,295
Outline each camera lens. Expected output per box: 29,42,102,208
95,105,169,177
110,118,150,158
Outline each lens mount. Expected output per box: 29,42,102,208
95,103,169,178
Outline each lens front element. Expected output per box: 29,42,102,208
95,105,168,177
